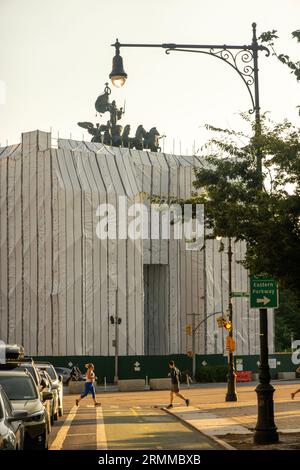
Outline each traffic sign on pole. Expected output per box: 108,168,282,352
250,276,278,309
231,292,249,298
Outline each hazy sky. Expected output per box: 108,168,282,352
0,0,299,153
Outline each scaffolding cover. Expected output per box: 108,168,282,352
0,131,274,356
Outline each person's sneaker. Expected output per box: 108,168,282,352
94,402,101,407
166,404,173,409
75,399,79,407
185,399,190,407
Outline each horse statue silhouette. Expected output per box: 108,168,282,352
133,125,147,150
144,127,161,152
111,125,123,147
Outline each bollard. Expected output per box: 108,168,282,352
186,373,190,388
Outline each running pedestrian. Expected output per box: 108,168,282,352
166,360,190,409
75,363,101,407
291,366,300,400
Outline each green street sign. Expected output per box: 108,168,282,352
250,276,278,309
231,292,249,298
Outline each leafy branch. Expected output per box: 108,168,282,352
259,29,300,80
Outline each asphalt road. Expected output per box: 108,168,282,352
49,395,222,450
49,381,300,450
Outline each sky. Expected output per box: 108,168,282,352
0,0,299,153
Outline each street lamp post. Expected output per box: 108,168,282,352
109,23,279,443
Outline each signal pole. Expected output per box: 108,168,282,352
187,312,201,380
226,237,237,402
110,289,122,385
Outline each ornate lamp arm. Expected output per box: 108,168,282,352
111,23,269,116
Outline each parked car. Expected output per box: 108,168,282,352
0,359,54,431
0,385,28,450
0,370,52,450
38,369,59,425
54,367,72,385
4,358,42,391
36,362,63,417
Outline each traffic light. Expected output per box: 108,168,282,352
185,324,192,336
216,316,232,331
110,316,122,325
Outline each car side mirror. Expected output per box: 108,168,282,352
42,391,53,401
7,410,29,423
59,374,63,383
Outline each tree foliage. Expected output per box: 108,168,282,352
193,117,300,292
191,116,300,349
259,29,300,112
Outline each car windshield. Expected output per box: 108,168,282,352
38,365,57,381
13,365,38,385
0,376,38,400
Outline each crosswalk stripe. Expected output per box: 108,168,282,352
50,405,78,450
96,406,108,450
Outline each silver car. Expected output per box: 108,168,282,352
38,369,59,424
36,363,64,417
0,385,28,450
0,370,52,450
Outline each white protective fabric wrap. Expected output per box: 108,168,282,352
0,131,274,355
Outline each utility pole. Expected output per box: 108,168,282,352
187,312,201,380
110,289,122,385
226,237,237,402
114,290,119,384
192,313,196,380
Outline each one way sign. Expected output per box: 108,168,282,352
250,276,278,309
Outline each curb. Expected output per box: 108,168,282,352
162,407,237,451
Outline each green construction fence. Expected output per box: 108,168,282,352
32,353,298,383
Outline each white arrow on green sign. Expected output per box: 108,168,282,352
250,276,278,309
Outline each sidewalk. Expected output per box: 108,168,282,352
164,382,300,450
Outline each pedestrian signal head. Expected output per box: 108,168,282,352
226,336,236,352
